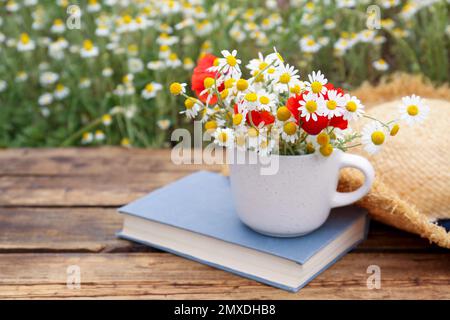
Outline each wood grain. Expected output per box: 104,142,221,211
0,253,448,299
0,207,442,253
0,148,448,299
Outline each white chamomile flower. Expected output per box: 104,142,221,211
54,84,70,100
298,92,325,122
299,36,321,53
323,90,346,118
38,93,53,106
39,72,59,86
399,95,429,126
361,121,388,155
87,0,101,13
256,89,277,112
246,52,274,76
50,19,66,34
214,49,242,79
214,128,235,148
80,40,99,58
241,90,259,111
266,47,284,67
141,82,162,99
373,58,389,71
17,33,35,52
182,97,202,119
281,121,299,143
304,70,328,96
273,63,300,93
82,132,94,144
95,130,105,141
342,94,365,121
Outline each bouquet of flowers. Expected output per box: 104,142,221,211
170,48,429,156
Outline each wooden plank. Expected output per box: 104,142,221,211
0,252,448,299
0,207,442,253
0,148,221,176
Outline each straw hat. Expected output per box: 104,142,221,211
339,98,450,248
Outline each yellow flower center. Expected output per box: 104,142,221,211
233,113,243,126
218,132,228,143
203,77,215,89
204,120,217,131
316,132,330,146
283,122,297,135
305,100,317,113
326,100,337,110
160,45,169,52
346,101,357,112
102,114,112,123
56,84,65,91
83,40,94,51
20,33,30,44
307,39,315,46
145,83,154,92
407,105,419,116
169,82,182,95
267,67,275,74
311,81,322,94
220,89,229,99
226,55,237,67
248,127,259,137
371,131,385,145
245,93,257,103
224,78,235,89
169,53,178,61
306,142,315,154
290,84,301,95
259,62,268,70
184,98,196,109
390,124,400,136
276,106,291,121
320,144,333,157
279,73,291,84
123,15,132,24
54,19,63,26
236,79,248,91
259,96,270,105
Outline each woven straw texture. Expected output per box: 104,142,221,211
339,98,450,249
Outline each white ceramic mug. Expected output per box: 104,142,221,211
229,150,374,237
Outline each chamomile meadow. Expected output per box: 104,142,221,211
171,49,428,156
0,0,446,147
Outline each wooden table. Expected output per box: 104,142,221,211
0,148,448,299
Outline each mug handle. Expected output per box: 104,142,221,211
331,153,375,208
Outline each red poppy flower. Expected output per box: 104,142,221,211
191,54,223,104
246,110,275,127
329,115,348,130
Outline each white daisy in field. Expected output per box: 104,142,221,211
128,57,144,73
342,94,365,121
358,29,377,43
102,114,112,126
102,68,113,77
214,128,235,148
15,71,28,82
87,0,101,13
373,59,389,71
81,132,94,144
54,84,70,100
324,19,336,30
50,19,66,34
399,95,429,126
95,25,110,37
246,52,273,76
266,47,284,67
213,50,242,79
95,130,105,141
6,0,20,12
141,82,162,100
273,63,300,93
299,36,321,53
304,70,328,96
362,122,388,155
323,90,346,119
241,90,260,111
156,33,179,46
24,0,38,6
181,98,202,119
166,53,182,68
17,33,35,52
79,78,92,89
298,92,325,122
38,93,53,106
0,80,7,92
157,119,171,131
39,72,59,86
80,40,99,58
183,57,194,70
281,121,299,143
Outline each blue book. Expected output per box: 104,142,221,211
118,171,368,292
